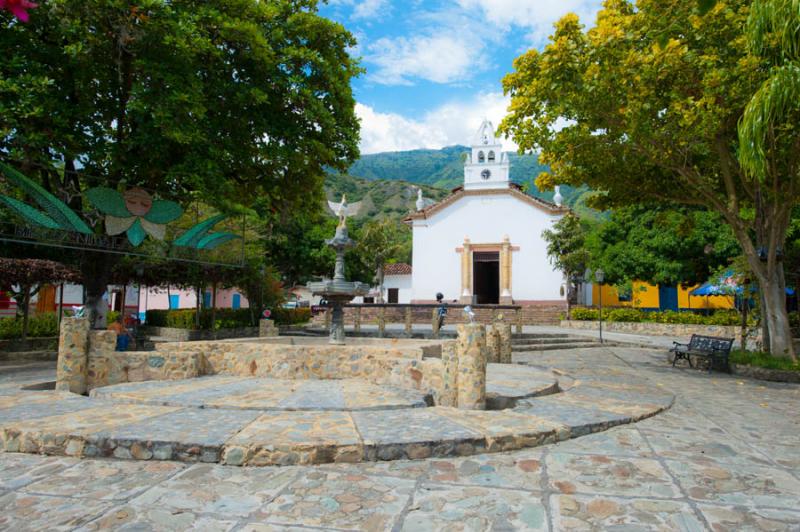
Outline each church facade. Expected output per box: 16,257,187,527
403,120,568,306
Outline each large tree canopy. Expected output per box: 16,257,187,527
0,0,361,324
501,0,798,358
587,206,741,287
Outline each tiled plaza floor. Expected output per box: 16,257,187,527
0,345,798,530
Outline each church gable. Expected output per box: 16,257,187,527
405,184,565,223
406,120,566,223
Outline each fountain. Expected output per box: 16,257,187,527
307,195,369,344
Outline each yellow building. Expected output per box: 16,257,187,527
591,282,735,311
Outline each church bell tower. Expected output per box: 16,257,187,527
463,119,511,191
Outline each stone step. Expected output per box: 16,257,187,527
513,342,610,351
513,337,597,345
0,350,57,362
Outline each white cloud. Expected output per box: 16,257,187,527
352,0,390,20
328,0,391,21
366,34,479,85
357,92,519,154
456,0,600,42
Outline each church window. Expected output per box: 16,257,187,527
478,151,485,163
481,169,491,180
488,151,495,162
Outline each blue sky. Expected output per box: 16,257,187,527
319,0,603,153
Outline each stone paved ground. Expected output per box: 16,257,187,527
1,346,799,531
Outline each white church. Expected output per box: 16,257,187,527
384,120,568,308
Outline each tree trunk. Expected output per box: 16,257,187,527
760,271,795,359
376,264,385,304
83,255,112,329
195,285,202,330
21,285,31,341
211,281,217,330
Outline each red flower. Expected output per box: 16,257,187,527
0,0,38,22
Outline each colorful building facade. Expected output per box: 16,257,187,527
585,281,735,311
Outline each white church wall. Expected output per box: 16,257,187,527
411,193,565,303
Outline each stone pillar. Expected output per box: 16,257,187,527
515,308,523,334
56,317,90,394
459,238,472,304
329,304,345,345
404,307,412,335
439,341,458,407
456,323,487,410
377,307,386,337
354,306,361,333
259,319,278,337
497,322,513,364
432,308,440,338
86,330,117,390
485,324,501,363
324,308,332,331
499,235,513,304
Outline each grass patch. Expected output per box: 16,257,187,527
729,350,800,372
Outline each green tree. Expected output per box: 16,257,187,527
500,0,798,359
541,213,591,319
737,0,800,356
0,0,360,326
587,205,741,288
353,218,410,302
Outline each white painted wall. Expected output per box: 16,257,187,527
411,192,565,302
383,274,412,303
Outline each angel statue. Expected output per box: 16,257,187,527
327,194,362,228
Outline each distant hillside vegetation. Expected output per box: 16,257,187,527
324,173,449,221
327,145,601,219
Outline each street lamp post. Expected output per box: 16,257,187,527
595,269,605,344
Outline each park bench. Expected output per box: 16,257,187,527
670,334,734,373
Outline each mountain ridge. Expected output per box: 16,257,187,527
324,145,599,220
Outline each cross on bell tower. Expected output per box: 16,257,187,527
464,119,511,190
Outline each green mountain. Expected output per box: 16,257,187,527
347,145,552,190
324,173,449,220
326,145,601,220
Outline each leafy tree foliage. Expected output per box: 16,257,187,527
352,218,411,302
501,0,798,358
0,0,360,325
541,213,591,318
587,206,741,287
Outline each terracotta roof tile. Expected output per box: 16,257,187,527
384,263,412,275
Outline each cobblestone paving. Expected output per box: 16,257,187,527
1,346,799,530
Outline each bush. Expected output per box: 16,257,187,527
570,307,599,321
606,308,645,323
568,307,741,326
144,308,255,330
271,307,311,325
0,312,59,339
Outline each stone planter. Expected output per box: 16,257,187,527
561,319,759,346
731,364,800,384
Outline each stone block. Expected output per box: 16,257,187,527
497,323,512,363
259,319,278,338
56,317,91,394
456,323,487,410
486,325,501,363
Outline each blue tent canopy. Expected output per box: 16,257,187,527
690,272,795,297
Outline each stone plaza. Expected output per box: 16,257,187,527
0,332,798,531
